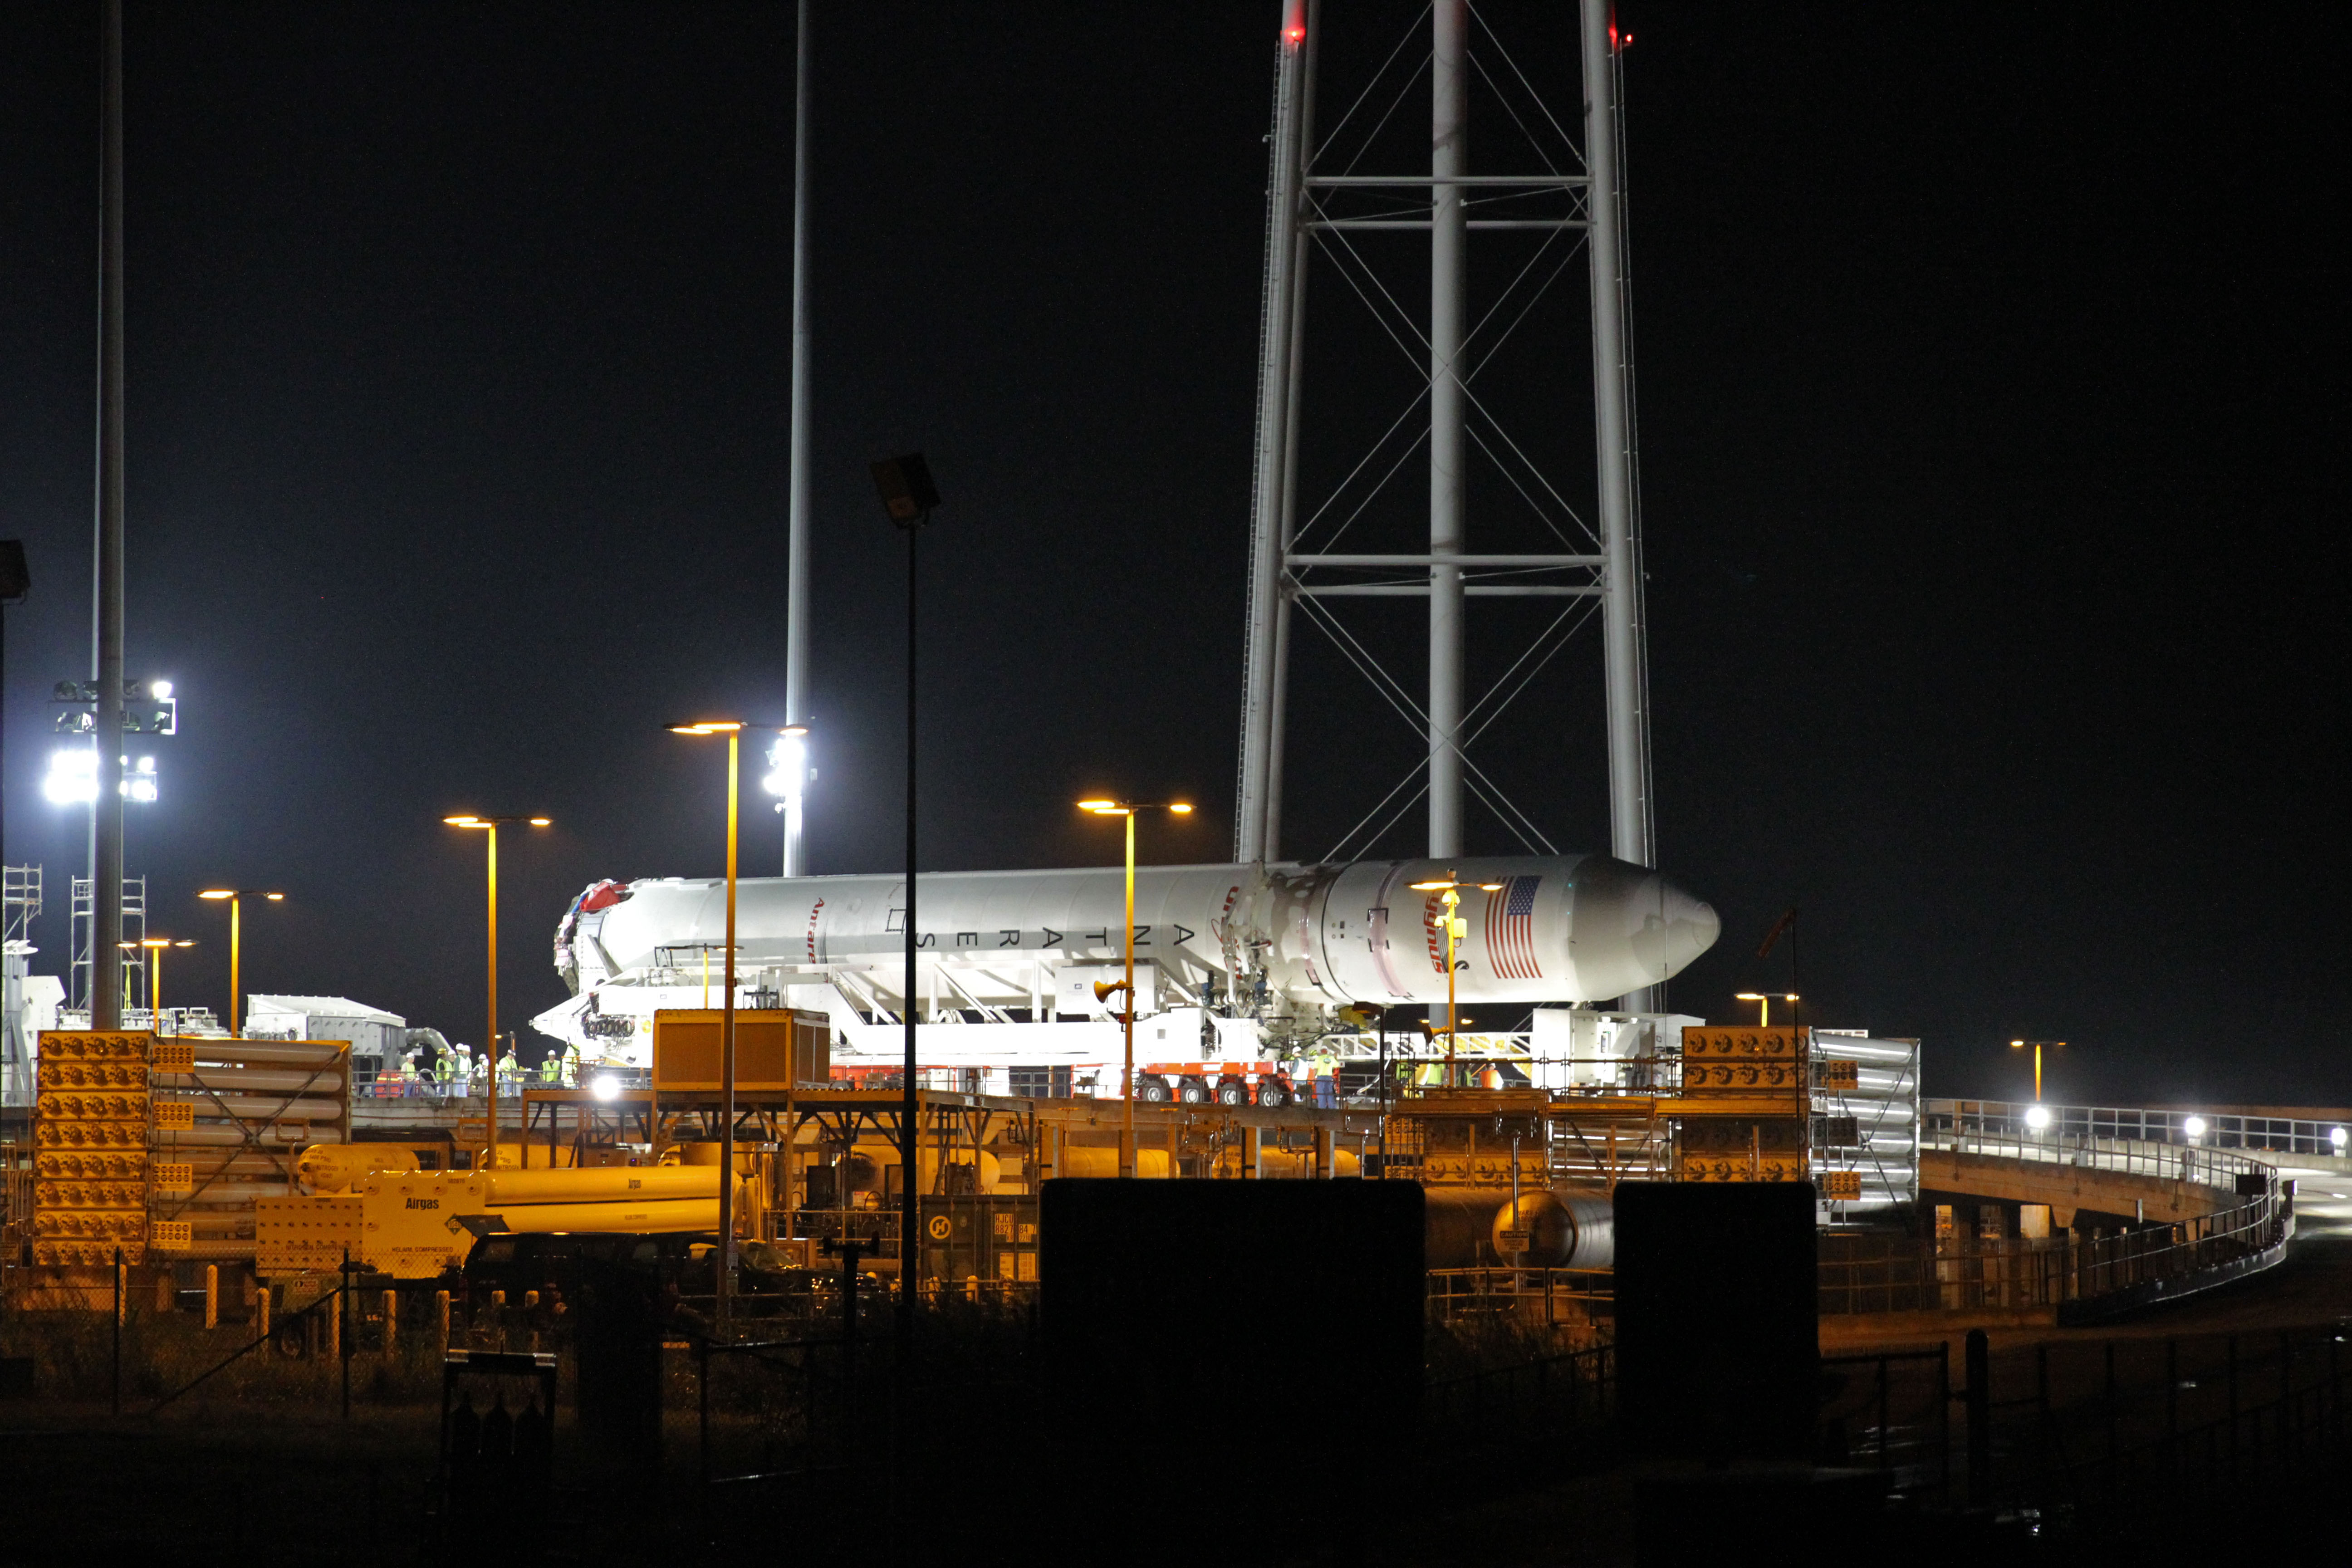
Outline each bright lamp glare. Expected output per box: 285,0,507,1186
764,733,808,804
149,680,172,699
2183,1116,2208,1140
2332,1127,2347,1149
2024,1105,2052,1132
590,1073,622,1102
43,749,96,805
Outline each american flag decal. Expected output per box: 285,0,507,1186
1484,877,1543,980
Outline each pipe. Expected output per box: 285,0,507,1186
1427,0,1466,859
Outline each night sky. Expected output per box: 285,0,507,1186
0,4,2339,1107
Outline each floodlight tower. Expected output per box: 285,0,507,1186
1233,0,1659,1009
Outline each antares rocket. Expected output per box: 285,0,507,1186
539,855,1718,1065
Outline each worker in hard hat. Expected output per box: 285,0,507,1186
399,1051,421,1098
453,1045,474,1097
433,1047,454,1098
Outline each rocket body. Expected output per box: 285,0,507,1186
549,856,1716,1042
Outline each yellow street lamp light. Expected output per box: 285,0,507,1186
1406,872,1501,1088
197,890,284,1036
1079,799,1194,1176
443,816,551,1175
131,936,193,1023
1735,991,1799,1027
671,722,804,1334
2010,1039,2065,1103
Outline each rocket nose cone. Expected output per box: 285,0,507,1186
1623,870,1721,988
1653,878,1721,982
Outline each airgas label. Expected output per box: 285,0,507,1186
405,1198,441,1210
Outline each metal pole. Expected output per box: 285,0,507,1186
1260,0,1318,863
93,0,127,1032
1964,1326,1989,1507
719,729,739,1335
897,510,918,1356
1581,0,1657,1011
1120,812,1136,1178
228,897,241,1036
111,1246,122,1416
1427,0,1466,862
782,0,813,877
1234,1,1310,864
485,827,499,1171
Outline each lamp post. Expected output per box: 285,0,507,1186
135,936,190,1027
1407,872,1500,1088
443,817,550,1176
2009,1039,2064,1103
1078,800,1194,1176
197,890,284,1037
670,725,801,1338
1736,991,1799,1027
871,453,939,1352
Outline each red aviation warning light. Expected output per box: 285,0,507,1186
1282,0,1305,47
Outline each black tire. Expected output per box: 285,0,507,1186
1136,1076,1172,1103
1255,1082,1289,1109
1215,1081,1248,1107
1178,1078,1212,1104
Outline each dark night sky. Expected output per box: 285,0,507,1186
0,4,2341,1106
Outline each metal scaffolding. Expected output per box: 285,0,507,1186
1232,1,1656,1000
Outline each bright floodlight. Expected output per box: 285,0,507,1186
2332,1127,2347,1150
150,679,172,699
764,731,809,804
1169,803,1194,814
2183,1116,2208,1140
590,1073,622,1102
199,890,234,900
529,817,552,827
2024,1105,2052,1132
42,748,96,805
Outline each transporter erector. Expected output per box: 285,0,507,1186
534,855,1719,1097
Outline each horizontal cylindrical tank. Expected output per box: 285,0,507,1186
485,1166,722,1205
491,1197,720,1234
1053,1146,1175,1179
1493,1189,1613,1269
1424,1185,1613,1269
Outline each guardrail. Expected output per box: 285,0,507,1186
1926,1099,2283,1188
1934,1099,2349,1159
1810,1101,2297,1320
1426,1266,1612,1328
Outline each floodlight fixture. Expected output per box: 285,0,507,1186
2024,1104,2053,1132
869,452,941,525
2182,1116,2208,1141
591,1073,622,1103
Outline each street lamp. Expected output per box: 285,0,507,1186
1407,872,1501,1088
670,723,802,1336
2009,1039,2065,1103
871,452,939,1356
1735,991,1799,1027
134,936,191,1025
444,816,551,1176
197,890,284,1036
1078,799,1195,1176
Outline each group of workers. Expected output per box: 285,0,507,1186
369,1039,588,1098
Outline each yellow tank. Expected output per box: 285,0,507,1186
1054,1146,1174,1179
496,1197,721,1234
485,1166,720,1205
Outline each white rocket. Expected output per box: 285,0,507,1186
536,855,1718,1067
